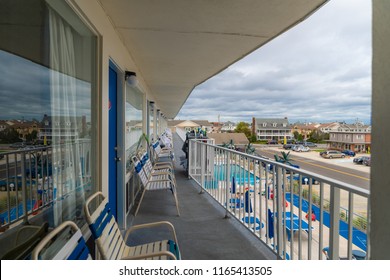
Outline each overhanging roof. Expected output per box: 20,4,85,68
99,0,328,118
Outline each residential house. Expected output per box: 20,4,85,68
317,122,342,133
252,117,293,141
221,121,236,132
327,122,371,152
38,114,88,143
292,123,318,140
210,122,223,133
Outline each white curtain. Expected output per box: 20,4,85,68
49,7,82,226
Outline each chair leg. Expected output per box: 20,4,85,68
134,188,146,216
173,191,180,216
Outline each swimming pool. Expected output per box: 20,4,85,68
204,164,260,189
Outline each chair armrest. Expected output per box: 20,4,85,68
121,250,177,260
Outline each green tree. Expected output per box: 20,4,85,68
26,130,38,142
274,151,296,166
234,122,251,140
0,128,21,144
221,139,235,149
245,143,255,155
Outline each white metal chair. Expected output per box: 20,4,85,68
32,221,92,260
84,192,181,260
133,156,180,216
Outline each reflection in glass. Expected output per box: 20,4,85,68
0,0,97,229
125,84,143,174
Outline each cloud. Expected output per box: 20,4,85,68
0,50,92,121
176,0,372,124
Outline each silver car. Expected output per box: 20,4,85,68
294,145,310,152
321,150,346,159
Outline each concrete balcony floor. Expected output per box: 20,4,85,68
128,133,276,260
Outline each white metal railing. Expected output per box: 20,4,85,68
0,142,92,230
188,139,370,260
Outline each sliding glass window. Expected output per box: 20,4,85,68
125,84,143,174
0,0,97,232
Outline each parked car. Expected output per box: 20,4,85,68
353,156,370,164
363,157,371,166
294,145,310,152
267,140,278,145
283,144,294,150
9,142,26,149
320,150,346,159
304,141,317,147
341,150,356,157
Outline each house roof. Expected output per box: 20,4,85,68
191,120,212,127
254,118,290,129
208,133,249,145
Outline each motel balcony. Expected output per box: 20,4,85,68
0,130,369,260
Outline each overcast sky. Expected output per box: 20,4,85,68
176,0,372,125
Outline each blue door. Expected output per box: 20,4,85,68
108,66,118,218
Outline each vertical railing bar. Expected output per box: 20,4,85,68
200,144,205,195
225,150,231,218
20,151,28,224
13,152,19,220
319,182,324,260
240,155,244,221
276,166,283,258
272,164,277,254
347,192,354,260
298,175,302,260
258,160,263,239
282,168,287,260
265,162,270,245
329,185,340,260
253,159,259,237
188,140,192,178
290,171,294,260
366,197,370,259
6,155,11,225
247,156,252,231
308,180,312,260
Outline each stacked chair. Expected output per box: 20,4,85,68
132,153,179,216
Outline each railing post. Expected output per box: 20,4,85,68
225,150,231,218
20,151,29,225
329,186,340,260
275,166,284,258
188,140,193,179
200,143,205,194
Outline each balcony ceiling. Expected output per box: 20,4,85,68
98,0,328,118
